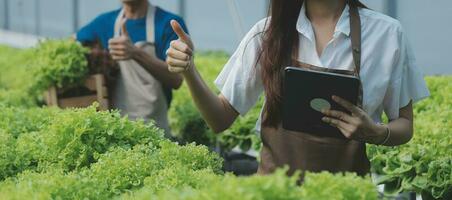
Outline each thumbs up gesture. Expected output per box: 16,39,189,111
166,20,194,73
108,18,138,61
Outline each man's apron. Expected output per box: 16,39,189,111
258,1,371,177
112,5,171,137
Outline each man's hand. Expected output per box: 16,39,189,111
108,19,138,61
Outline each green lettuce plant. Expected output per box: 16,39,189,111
30,39,89,94
139,170,378,200
368,77,452,199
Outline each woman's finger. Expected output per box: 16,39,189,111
166,57,189,68
337,127,351,138
322,117,345,128
171,20,190,44
322,109,354,123
169,66,187,73
322,117,354,133
170,40,193,55
167,48,190,61
332,95,362,116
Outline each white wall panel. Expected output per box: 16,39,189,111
0,0,6,29
397,0,452,75
39,0,73,37
78,0,120,30
151,0,179,14
8,0,38,34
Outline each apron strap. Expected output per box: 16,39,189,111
114,4,156,44
114,9,125,38
348,0,364,108
348,0,362,76
146,5,156,44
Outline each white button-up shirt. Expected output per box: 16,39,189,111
215,4,430,131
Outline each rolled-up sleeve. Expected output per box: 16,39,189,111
383,26,430,120
214,20,266,116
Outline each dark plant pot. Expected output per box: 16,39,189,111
214,145,258,176
421,192,434,200
222,151,258,176
421,189,452,200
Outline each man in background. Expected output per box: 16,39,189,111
75,0,189,137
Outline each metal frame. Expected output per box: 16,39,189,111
73,0,79,32
225,0,245,40
35,0,41,35
178,0,186,19
3,0,9,29
386,0,398,18
265,0,270,16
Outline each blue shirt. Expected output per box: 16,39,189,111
76,6,188,106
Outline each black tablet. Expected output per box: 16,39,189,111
282,67,360,139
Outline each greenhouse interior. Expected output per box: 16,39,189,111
0,0,450,200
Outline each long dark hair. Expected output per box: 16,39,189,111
259,0,367,127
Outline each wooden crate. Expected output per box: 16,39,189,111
44,74,109,110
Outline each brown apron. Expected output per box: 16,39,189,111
257,1,370,177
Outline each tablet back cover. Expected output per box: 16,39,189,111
282,67,360,139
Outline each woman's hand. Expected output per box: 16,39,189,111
321,95,388,144
164,21,238,133
166,20,195,74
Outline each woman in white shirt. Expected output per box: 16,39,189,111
165,0,430,176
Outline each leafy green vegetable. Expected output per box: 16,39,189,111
0,46,34,91
300,172,378,200
0,89,36,108
0,46,37,107
368,76,452,199
30,39,89,94
0,105,223,199
0,170,110,200
84,141,223,195
1,45,450,199
0,104,165,180
133,170,378,200
0,102,378,200
0,41,89,106
0,105,57,138
0,130,16,180
0,45,263,153
219,97,264,152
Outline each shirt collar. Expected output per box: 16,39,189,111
335,5,351,36
296,3,351,40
